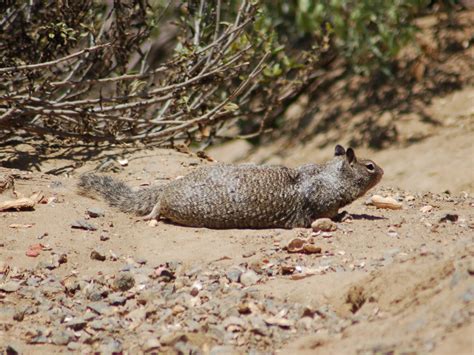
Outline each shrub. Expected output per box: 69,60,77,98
0,0,429,148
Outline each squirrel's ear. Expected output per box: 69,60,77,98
346,148,357,164
334,145,345,156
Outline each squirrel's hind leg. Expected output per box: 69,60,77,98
142,202,161,221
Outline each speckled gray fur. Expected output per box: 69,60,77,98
77,145,383,229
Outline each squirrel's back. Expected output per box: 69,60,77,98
159,164,303,228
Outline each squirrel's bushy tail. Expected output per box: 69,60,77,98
77,173,163,216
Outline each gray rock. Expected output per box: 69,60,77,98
87,207,105,218
296,316,313,330
248,315,267,335
240,270,260,286
36,259,57,270
384,248,401,259
25,277,39,287
88,291,105,302
13,307,26,321
120,264,133,272
0,281,21,292
71,219,97,231
65,317,87,331
226,266,244,283
462,286,474,303
142,337,160,352
89,319,109,330
99,339,123,354
51,330,73,345
87,301,109,315
160,332,188,346
174,340,200,355
30,335,49,344
67,342,81,351
112,273,135,291
222,316,247,330
108,293,127,306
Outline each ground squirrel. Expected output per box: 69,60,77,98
77,145,383,229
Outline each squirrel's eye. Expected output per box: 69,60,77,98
366,162,375,172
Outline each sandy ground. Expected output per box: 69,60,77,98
1,125,473,353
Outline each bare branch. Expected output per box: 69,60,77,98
0,1,275,148
0,44,111,73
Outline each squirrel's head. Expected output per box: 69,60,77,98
334,144,384,196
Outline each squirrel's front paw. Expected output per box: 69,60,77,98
334,210,352,222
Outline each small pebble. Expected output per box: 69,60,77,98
439,213,458,223
65,317,87,331
296,316,313,330
462,287,474,303
37,232,48,240
243,251,256,258
108,294,127,306
58,253,68,264
226,266,244,283
88,301,108,315
90,250,106,261
117,158,128,166
99,339,123,353
86,207,105,218
303,244,322,254
148,219,159,227
370,195,403,210
136,258,147,265
210,345,239,355
0,281,20,293
420,205,433,213
281,265,296,275
112,273,135,291
51,330,72,345
311,218,337,232
387,227,399,238
286,238,305,253
71,219,97,231
142,338,160,352
109,250,119,261
36,260,57,270
67,342,81,351
25,244,44,257
172,304,186,315
240,270,260,286
13,307,26,321
190,281,202,296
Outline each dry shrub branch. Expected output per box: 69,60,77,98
0,1,279,147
